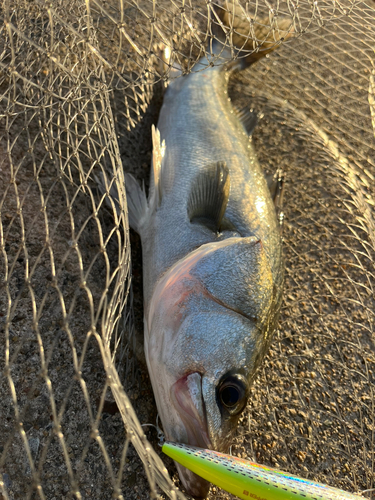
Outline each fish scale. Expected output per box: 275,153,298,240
162,442,363,500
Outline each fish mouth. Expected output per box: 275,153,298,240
170,372,211,498
175,462,210,499
171,372,210,448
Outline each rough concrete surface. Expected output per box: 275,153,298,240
0,1,375,499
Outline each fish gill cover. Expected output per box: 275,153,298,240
0,0,374,499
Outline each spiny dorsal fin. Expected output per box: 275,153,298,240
188,161,230,232
266,168,285,230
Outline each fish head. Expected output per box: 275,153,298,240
168,309,265,448
145,236,280,498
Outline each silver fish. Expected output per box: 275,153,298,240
125,6,291,498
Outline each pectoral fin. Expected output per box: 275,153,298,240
188,161,230,232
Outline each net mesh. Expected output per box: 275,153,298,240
0,0,374,499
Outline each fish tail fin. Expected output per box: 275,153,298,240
210,1,294,66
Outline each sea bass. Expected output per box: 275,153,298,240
125,6,291,498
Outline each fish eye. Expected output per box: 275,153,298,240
220,385,241,407
217,374,248,415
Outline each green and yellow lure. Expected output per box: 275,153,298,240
162,441,363,500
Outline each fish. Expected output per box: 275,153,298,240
125,4,292,498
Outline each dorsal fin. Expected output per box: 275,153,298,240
266,168,285,230
234,106,258,135
187,161,230,232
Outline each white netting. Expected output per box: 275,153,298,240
0,0,374,499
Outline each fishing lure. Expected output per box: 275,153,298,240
162,441,363,500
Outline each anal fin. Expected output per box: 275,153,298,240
188,161,230,233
